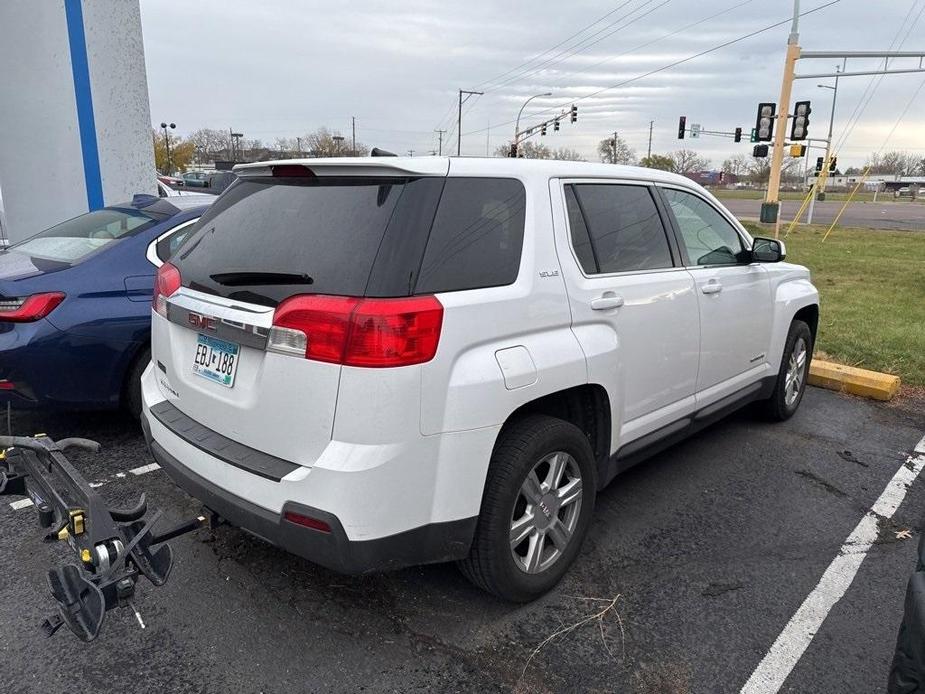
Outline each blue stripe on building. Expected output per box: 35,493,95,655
64,0,104,210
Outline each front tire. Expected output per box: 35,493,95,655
762,320,812,421
458,415,596,602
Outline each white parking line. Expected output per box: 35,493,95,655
6,461,163,510
129,462,161,476
740,434,925,694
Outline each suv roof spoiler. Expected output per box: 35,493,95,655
233,156,449,178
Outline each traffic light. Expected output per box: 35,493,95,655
790,100,811,140
509,143,518,158
678,116,686,139
541,123,547,136
815,156,824,173
829,156,837,172
755,102,776,142
753,144,769,158
750,128,758,143
570,105,578,123
789,144,806,157
554,120,560,132
734,127,742,143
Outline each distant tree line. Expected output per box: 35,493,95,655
154,126,369,174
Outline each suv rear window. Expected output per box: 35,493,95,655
173,175,526,305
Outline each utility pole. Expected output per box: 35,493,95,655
457,88,483,156
434,129,446,156
407,149,414,157
647,120,654,159
352,116,356,156
612,131,618,164
807,64,839,223
764,0,801,238
296,137,302,156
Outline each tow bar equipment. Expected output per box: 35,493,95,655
0,434,215,641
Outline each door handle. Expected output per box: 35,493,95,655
590,294,624,310
701,282,723,295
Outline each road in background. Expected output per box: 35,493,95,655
721,197,925,231
2,388,923,692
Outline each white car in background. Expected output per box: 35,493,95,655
142,157,819,601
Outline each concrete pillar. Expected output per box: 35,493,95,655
0,0,155,244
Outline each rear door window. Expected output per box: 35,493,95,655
567,184,673,274
414,178,526,294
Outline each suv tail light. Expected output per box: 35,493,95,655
153,262,181,317
0,293,65,322
269,295,443,367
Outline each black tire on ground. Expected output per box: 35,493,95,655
123,346,151,420
458,414,597,602
762,319,813,421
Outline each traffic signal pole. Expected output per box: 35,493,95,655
763,0,801,238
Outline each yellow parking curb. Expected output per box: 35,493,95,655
808,360,901,401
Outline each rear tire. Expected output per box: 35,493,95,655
458,415,596,602
762,320,812,421
124,346,150,421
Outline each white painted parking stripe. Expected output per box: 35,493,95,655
129,462,161,476
6,462,162,510
741,443,925,694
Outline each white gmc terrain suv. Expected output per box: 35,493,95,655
142,157,819,601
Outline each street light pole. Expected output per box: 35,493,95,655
160,122,176,174
807,65,839,223
513,92,552,157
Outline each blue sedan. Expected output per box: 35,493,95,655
0,194,213,416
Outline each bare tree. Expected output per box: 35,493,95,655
722,154,750,178
494,140,553,159
867,150,920,177
639,154,674,171
597,133,635,164
187,128,231,161
668,149,710,175
551,147,586,161
302,127,368,157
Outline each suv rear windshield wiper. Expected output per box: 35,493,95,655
209,272,314,286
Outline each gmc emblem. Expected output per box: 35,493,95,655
187,312,217,331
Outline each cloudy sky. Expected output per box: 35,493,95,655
140,0,925,168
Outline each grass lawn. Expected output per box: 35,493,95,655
741,222,925,386
717,189,922,204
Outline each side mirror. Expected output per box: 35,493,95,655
751,237,786,263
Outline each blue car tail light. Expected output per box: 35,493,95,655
0,293,66,323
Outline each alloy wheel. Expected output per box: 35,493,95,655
509,451,583,574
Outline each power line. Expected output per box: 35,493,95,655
461,0,842,138
482,0,673,95
472,0,638,91
541,0,757,87
831,0,924,154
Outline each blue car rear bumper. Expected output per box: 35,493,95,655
0,319,142,411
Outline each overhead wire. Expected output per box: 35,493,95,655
461,0,842,138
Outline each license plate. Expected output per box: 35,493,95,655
192,334,239,388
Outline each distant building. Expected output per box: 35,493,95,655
805,173,925,192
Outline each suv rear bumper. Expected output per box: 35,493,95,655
142,413,476,574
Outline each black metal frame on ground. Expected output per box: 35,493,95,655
0,434,213,641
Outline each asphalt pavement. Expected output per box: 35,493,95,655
2,387,924,693
720,197,925,231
